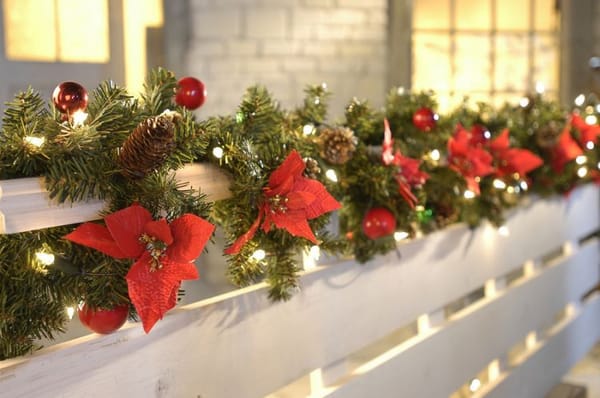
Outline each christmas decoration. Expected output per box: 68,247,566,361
2,66,599,360
65,204,215,332
412,107,437,132
78,303,129,335
571,113,600,148
225,150,340,254
382,119,429,208
175,76,207,110
52,81,88,114
448,125,495,195
551,126,584,172
318,126,357,164
487,129,543,178
118,110,180,179
362,207,396,239
535,122,562,149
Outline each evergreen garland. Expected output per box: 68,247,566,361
1,68,599,360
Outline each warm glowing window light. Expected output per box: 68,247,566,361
3,0,109,63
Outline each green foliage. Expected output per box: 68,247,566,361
1,69,598,360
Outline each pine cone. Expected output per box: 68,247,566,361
535,121,561,149
118,111,181,179
303,157,321,179
318,126,357,165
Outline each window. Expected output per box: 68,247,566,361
412,0,559,110
3,0,109,63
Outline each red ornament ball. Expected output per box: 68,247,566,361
175,77,207,110
412,107,437,132
78,303,129,335
362,207,397,240
52,82,88,114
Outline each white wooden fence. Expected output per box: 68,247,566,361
0,170,599,398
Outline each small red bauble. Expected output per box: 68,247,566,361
412,107,437,132
362,207,397,239
52,82,88,114
78,303,129,335
175,77,207,110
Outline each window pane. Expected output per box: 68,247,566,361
3,0,57,61
413,0,450,30
455,0,491,30
533,34,558,92
496,1,529,31
455,34,491,92
57,0,109,63
412,33,451,92
535,0,557,30
495,34,528,92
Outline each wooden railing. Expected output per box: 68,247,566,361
0,170,599,398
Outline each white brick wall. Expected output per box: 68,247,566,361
184,0,388,118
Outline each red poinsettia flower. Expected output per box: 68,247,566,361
488,129,543,177
571,113,600,149
447,125,495,195
382,119,429,208
65,204,214,333
225,150,340,255
551,125,584,173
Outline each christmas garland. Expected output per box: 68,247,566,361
1,68,599,360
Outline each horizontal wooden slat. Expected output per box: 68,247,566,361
0,163,231,234
0,186,598,398
485,294,600,398
323,241,600,398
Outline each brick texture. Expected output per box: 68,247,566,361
185,0,387,117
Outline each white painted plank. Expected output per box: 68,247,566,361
485,295,600,398
0,187,596,397
0,163,231,234
323,242,600,398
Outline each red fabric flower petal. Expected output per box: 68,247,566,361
126,253,198,333
286,190,316,210
488,129,510,152
268,150,305,190
224,208,264,255
497,148,543,177
105,204,152,258
292,178,341,219
64,222,128,258
552,127,584,172
168,214,215,263
572,113,600,146
143,219,174,245
266,210,318,243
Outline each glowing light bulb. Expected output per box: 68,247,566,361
429,149,441,161
574,94,586,107
493,179,507,190
321,82,328,90
597,161,600,170
303,124,315,135
251,249,266,261
212,146,224,159
507,186,515,194
596,104,600,113
585,115,598,125
23,136,45,148
498,226,510,237
463,190,476,199
394,231,409,242
66,306,75,320
577,166,588,178
72,110,88,126
576,155,587,165
535,81,545,94
587,141,595,150
325,169,338,183
519,97,530,108
469,378,481,392
36,252,55,265
520,180,529,191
